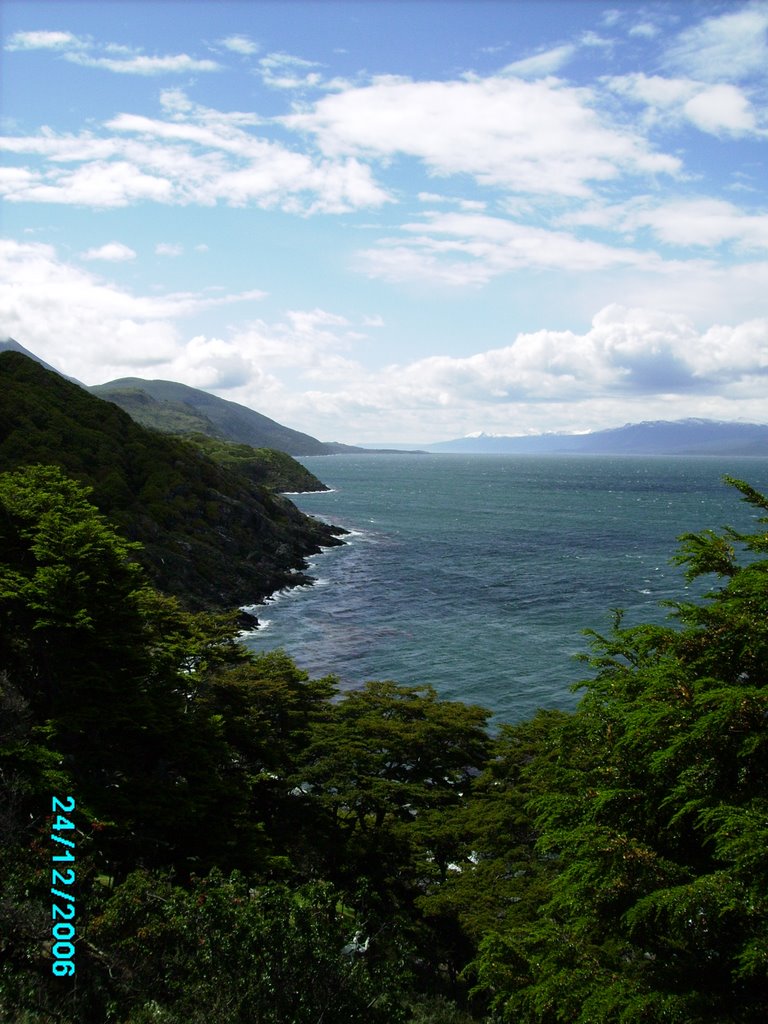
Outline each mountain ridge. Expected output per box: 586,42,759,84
0,338,404,456
421,418,768,456
0,350,345,612
91,376,343,456
2,337,764,457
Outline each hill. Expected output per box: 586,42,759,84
0,336,83,384
91,378,423,456
427,419,768,456
91,377,347,455
0,338,423,456
0,351,345,611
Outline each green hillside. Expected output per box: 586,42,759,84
91,377,344,455
0,352,344,611
186,434,330,493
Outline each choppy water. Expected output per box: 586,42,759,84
243,455,768,723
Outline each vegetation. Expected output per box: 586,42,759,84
89,377,336,455
1,414,767,1020
0,352,343,610
184,434,329,492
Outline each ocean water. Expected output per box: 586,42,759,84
243,455,768,724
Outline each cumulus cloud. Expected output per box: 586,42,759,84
81,241,137,261
629,22,660,39
0,239,266,381
283,74,681,197
2,236,765,440
682,84,758,136
362,305,767,415
221,305,768,441
605,73,764,137
0,92,391,213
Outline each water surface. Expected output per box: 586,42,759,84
244,455,768,723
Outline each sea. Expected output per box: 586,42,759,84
242,455,768,725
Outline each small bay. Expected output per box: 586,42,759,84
244,455,768,723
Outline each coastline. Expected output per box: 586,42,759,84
239,509,348,632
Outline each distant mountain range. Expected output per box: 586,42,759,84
422,421,768,456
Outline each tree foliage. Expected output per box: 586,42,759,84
3,464,768,1023
471,477,768,1023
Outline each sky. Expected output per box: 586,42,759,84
1,0,767,444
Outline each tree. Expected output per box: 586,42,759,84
0,465,251,876
293,681,490,892
87,868,409,1024
471,478,768,1023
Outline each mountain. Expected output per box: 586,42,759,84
0,336,83,384
426,419,768,456
91,379,424,456
91,377,349,455
0,338,423,456
0,351,345,611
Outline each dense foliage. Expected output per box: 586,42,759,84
184,435,330,493
1,460,767,1022
0,352,343,609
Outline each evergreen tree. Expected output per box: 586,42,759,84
472,478,768,1023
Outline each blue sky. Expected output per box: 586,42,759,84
1,0,767,443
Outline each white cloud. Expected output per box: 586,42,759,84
605,73,763,137
357,211,659,286
220,35,260,56
682,84,758,136
0,239,266,381
628,22,660,39
607,72,694,110
283,75,681,198
580,31,612,49
6,30,220,75
135,308,368,395
663,4,768,82
501,45,576,78
2,236,765,441
258,51,324,89
0,166,37,191
5,30,86,51
65,51,220,75
0,93,391,213
222,305,768,442
571,197,768,251
1,158,175,207
155,242,184,257
382,305,768,410
81,242,137,262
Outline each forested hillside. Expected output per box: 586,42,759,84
0,351,344,610
1,455,767,1022
90,376,354,455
